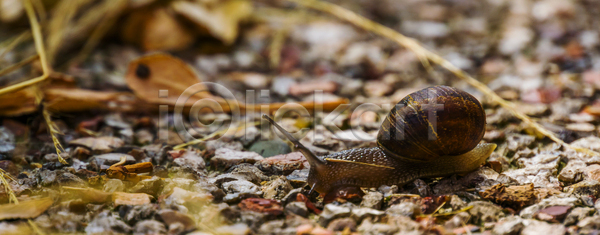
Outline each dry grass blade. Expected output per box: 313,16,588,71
0,54,39,77
173,131,220,150
291,0,600,157
0,0,50,96
46,0,91,65
27,0,68,165
0,31,31,59
0,169,18,204
31,0,47,25
66,0,126,67
269,27,286,69
0,198,53,220
1,169,45,234
173,121,261,150
173,127,230,151
42,107,68,164
27,219,45,235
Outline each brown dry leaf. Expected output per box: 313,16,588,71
172,0,252,45
0,86,37,116
4,54,345,116
0,197,53,220
112,192,151,206
121,7,195,51
125,53,211,103
123,162,153,174
0,76,131,116
69,136,124,154
124,53,347,114
62,186,112,203
106,161,153,183
479,183,536,210
45,88,143,113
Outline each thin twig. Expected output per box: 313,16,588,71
173,130,222,151
0,54,40,77
290,0,600,157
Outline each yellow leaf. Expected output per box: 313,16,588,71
172,0,252,45
0,198,53,221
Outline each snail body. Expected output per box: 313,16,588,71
264,86,496,194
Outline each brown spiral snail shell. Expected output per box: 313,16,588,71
264,85,496,194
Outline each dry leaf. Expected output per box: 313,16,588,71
172,0,252,45
125,53,211,103
0,86,37,116
45,88,142,113
0,198,53,220
479,183,536,210
125,53,349,114
121,7,195,51
0,54,347,116
112,192,151,206
106,160,153,183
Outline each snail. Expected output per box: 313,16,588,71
263,85,496,194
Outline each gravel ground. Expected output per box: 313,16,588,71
2,0,600,234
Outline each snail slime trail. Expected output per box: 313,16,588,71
264,85,496,195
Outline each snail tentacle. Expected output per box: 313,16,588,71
262,115,325,166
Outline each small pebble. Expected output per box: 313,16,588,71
210,148,264,171
285,202,309,217
255,152,307,175
249,140,291,158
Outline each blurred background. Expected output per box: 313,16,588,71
0,0,594,106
